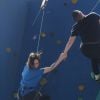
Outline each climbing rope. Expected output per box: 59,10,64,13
90,0,100,12
36,9,45,53
32,0,48,53
32,9,41,27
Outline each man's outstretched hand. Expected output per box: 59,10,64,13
53,36,76,67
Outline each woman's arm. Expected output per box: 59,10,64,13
41,63,57,74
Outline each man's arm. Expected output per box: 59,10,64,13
54,36,77,67
42,36,77,74
63,36,76,53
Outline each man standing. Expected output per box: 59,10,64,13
57,10,100,81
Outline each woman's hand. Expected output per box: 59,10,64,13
43,52,68,74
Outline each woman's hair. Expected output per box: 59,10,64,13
27,52,41,68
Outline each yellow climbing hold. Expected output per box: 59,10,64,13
71,0,78,4
40,78,48,86
5,48,12,53
40,32,46,38
78,84,85,92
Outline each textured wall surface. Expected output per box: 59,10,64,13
0,0,100,100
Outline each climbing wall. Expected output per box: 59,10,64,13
0,0,100,100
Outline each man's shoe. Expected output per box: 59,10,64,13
91,72,100,81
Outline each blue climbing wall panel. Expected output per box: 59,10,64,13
0,0,100,100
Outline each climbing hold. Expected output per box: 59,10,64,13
5,48,12,53
32,35,37,41
56,40,63,45
71,0,78,4
40,32,46,38
13,52,19,60
64,2,68,6
13,91,19,100
78,96,83,100
78,84,85,92
40,78,48,86
49,32,56,37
